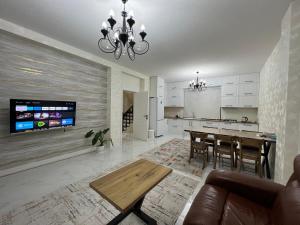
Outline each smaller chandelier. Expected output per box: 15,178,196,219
189,71,207,91
98,0,149,61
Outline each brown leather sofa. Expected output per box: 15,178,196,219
183,155,300,225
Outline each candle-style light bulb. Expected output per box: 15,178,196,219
129,10,134,18
114,32,119,40
109,9,115,18
129,35,134,40
102,21,108,29
141,24,145,31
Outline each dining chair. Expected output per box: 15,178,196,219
189,131,209,169
236,137,264,177
202,126,217,158
214,134,237,170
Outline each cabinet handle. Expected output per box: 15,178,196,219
244,80,254,83
244,92,253,95
172,96,177,98
226,82,234,85
225,93,234,96
171,87,177,90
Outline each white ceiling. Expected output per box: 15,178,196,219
0,0,292,81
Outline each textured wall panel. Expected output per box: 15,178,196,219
0,30,107,169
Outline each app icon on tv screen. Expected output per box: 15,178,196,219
16,121,34,130
49,120,61,127
62,118,73,126
16,112,33,120
34,120,49,129
49,112,62,119
34,112,49,120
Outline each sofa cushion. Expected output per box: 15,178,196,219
183,184,228,225
221,193,271,225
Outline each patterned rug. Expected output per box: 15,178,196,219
140,138,203,177
0,139,200,225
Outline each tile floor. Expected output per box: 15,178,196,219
0,133,214,224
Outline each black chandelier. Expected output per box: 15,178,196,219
189,71,207,91
98,0,149,61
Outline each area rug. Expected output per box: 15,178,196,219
140,138,203,177
0,154,199,225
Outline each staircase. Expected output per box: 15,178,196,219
122,105,133,132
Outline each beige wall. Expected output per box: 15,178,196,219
259,1,300,183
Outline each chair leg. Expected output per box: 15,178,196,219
258,158,262,178
213,151,217,169
202,153,206,170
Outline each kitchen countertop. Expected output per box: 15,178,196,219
164,117,258,125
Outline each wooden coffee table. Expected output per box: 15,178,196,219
89,159,172,225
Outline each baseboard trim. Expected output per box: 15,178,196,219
0,147,95,178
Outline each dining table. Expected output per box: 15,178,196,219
184,127,276,179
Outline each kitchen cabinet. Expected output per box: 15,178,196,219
222,85,238,97
239,73,259,84
238,83,257,96
238,96,258,108
222,76,239,85
221,96,238,108
167,119,183,135
239,123,259,132
165,82,184,107
150,76,164,98
221,122,239,130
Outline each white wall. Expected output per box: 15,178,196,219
122,73,141,92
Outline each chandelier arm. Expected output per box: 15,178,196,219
127,45,135,61
132,40,150,55
98,38,115,53
114,43,122,60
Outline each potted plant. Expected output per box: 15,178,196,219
84,128,113,150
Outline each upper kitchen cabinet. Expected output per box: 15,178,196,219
238,73,259,108
222,75,239,85
239,73,259,84
150,76,165,98
165,82,185,107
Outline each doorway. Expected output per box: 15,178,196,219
123,91,134,134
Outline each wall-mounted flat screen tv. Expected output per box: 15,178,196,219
10,99,76,134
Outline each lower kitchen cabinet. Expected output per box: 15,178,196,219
166,119,259,135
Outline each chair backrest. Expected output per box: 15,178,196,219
270,155,300,225
190,131,208,142
239,137,264,152
215,134,237,149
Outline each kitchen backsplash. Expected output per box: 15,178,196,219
221,108,258,122
165,107,258,122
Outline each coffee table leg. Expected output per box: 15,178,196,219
133,197,157,225
107,197,157,225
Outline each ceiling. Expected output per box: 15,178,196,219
0,0,292,81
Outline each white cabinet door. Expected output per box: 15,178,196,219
238,83,257,97
165,83,184,107
222,76,239,85
192,120,203,130
150,77,164,98
167,119,182,135
157,97,164,120
222,122,239,130
239,123,259,132
222,85,238,97
239,73,259,84
203,121,219,129
238,96,258,108
221,96,238,107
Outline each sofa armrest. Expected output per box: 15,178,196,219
206,170,285,208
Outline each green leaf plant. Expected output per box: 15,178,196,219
84,128,113,147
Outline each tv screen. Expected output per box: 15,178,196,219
10,99,76,134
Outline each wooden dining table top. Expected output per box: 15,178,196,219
184,127,276,142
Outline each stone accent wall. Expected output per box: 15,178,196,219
259,1,300,183
0,30,107,170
